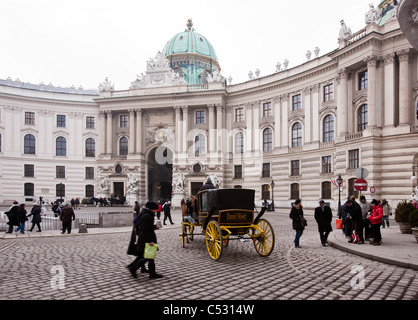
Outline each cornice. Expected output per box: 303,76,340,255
0,92,97,108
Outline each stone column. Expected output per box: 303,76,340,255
366,56,378,128
174,106,182,153
303,87,312,143
384,53,396,128
337,69,349,136
398,50,410,126
311,84,320,142
128,109,136,155
273,97,281,149
99,111,106,155
216,104,223,154
135,109,142,154
280,94,289,147
182,106,189,153
208,104,215,153
245,103,253,152
106,111,113,155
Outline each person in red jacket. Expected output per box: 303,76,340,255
369,199,383,245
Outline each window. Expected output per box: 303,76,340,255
262,184,271,200
321,181,332,199
56,166,65,179
85,138,95,157
349,149,359,169
263,128,273,151
290,183,300,200
119,137,128,155
195,134,206,155
235,132,244,154
324,84,334,102
24,134,36,154
292,94,302,111
262,163,270,178
57,114,66,127
196,111,205,124
85,167,94,180
348,178,360,198
291,160,300,176
292,123,302,147
359,71,368,90
56,183,65,198
25,112,35,125
322,156,332,174
86,116,95,129
24,183,34,197
56,137,67,156
234,165,243,179
235,108,244,122
323,115,334,142
358,104,368,132
85,185,94,198
24,164,34,177
263,102,272,117
120,115,128,127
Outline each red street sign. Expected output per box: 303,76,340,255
354,178,368,191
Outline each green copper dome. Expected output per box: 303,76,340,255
162,19,221,85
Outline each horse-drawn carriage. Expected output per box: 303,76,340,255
181,188,275,260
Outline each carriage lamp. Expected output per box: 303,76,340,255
337,174,343,219
270,179,275,211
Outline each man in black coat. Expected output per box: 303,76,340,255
28,203,42,232
349,196,364,244
5,201,20,233
163,201,174,225
314,200,333,246
127,201,163,279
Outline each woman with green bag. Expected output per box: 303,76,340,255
127,201,163,279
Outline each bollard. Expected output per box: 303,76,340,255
78,223,88,233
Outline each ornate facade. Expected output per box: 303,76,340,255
0,4,417,210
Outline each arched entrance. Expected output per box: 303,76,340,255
147,146,173,202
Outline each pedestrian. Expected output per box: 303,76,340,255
15,204,28,234
75,198,80,210
163,201,174,225
133,201,140,218
5,201,20,233
342,199,353,239
314,200,333,247
60,203,76,234
28,203,42,232
359,196,372,241
127,201,163,279
157,200,162,220
349,196,364,244
369,199,383,245
381,199,392,228
70,198,75,210
289,199,305,248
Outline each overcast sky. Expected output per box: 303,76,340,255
0,0,374,91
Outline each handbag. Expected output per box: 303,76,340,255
144,243,159,259
336,219,343,229
299,213,307,227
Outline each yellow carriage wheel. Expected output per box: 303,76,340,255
205,220,223,261
252,219,275,257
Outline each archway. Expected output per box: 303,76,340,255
147,146,173,202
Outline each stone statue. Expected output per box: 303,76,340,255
412,186,418,202
208,173,221,188
412,7,418,24
127,173,139,194
98,77,114,92
365,3,381,25
338,20,352,40
206,70,225,84
306,50,312,61
314,47,320,57
96,169,109,191
172,171,186,192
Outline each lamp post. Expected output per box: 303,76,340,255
270,179,275,211
337,174,343,219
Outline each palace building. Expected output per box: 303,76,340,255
0,2,417,210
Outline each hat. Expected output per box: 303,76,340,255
145,201,159,210
294,199,301,205
319,200,325,204
371,199,378,205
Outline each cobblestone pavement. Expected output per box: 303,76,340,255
0,212,417,301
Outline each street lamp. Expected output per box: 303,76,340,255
270,179,275,211
336,174,343,219
411,166,417,185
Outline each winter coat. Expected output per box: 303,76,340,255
17,208,28,223
369,204,383,225
60,207,75,223
314,205,333,232
359,201,371,220
134,208,158,257
289,206,305,230
6,205,20,226
27,205,42,223
199,180,216,191
351,202,363,222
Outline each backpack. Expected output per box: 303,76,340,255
351,230,359,243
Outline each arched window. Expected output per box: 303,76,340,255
321,181,332,199
24,182,34,196
263,128,272,151
292,123,302,148
24,134,36,154
85,138,95,157
56,136,67,156
235,132,244,154
358,104,368,132
56,183,65,198
119,137,128,155
195,134,206,156
323,115,334,142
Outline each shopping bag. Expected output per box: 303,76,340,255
336,219,343,230
144,243,159,259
